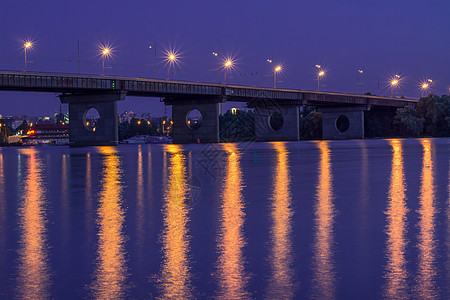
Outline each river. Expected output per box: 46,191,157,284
0,138,449,299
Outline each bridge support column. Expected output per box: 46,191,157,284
320,105,370,140
252,104,299,141
60,91,126,147
166,98,221,144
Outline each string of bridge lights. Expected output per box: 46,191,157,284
19,40,438,98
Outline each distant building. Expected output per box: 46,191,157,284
5,115,30,130
22,123,69,145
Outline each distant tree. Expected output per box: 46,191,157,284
393,105,424,137
219,110,254,142
118,121,131,141
416,95,450,136
365,118,384,138
300,111,322,140
15,120,29,135
0,120,9,145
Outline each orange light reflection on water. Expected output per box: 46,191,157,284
17,148,51,299
0,150,5,249
383,139,409,299
311,141,335,299
91,147,127,299
416,139,438,299
266,142,295,298
136,145,144,256
159,144,193,299
216,144,250,299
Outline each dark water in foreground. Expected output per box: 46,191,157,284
0,138,449,299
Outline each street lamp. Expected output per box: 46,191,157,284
23,41,32,72
357,69,365,94
316,65,325,91
165,50,178,80
100,46,111,76
212,51,221,84
267,59,282,88
223,58,233,85
420,78,432,98
149,43,157,78
390,74,401,97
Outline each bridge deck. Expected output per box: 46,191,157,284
0,71,417,108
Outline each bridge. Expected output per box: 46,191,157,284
0,71,417,146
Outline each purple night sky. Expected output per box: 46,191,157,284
1,0,449,116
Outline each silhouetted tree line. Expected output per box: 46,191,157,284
219,110,255,142
118,117,162,141
299,107,322,139
393,95,450,137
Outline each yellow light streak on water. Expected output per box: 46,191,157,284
266,142,295,299
311,141,335,299
216,143,250,299
158,144,193,299
16,148,51,299
415,139,438,299
91,147,127,299
383,139,409,299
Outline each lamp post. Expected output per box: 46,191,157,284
316,65,325,91
149,43,157,78
267,59,282,88
224,59,232,85
212,51,220,84
420,79,432,98
166,52,177,80
357,69,365,94
24,42,32,72
101,47,111,76
390,74,400,97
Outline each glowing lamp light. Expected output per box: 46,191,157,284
421,83,429,89
275,65,282,72
224,60,232,67
100,45,112,57
318,70,325,77
391,79,398,86
27,129,35,135
24,42,32,49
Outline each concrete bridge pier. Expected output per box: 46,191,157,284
60,91,126,147
165,97,222,144
251,101,300,142
320,105,370,140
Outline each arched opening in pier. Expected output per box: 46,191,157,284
336,115,350,133
84,108,100,132
186,109,202,130
269,112,283,131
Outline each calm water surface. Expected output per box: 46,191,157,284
0,138,449,299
